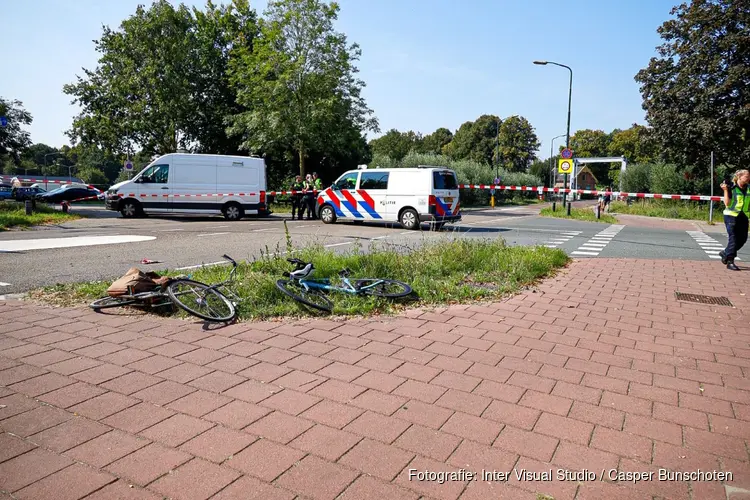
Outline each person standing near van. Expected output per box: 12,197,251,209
310,173,323,219
290,175,304,220
303,174,315,220
719,169,750,271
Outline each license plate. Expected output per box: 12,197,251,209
443,197,453,203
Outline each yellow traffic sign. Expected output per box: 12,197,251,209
558,159,573,174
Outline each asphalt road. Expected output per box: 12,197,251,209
1,204,747,294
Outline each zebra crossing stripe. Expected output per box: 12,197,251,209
571,225,625,257
686,231,739,261
543,231,582,249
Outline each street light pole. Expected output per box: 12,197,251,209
549,134,566,190
534,60,573,204
495,118,500,180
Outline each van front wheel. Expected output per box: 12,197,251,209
320,204,336,224
120,200,141,218
223,202,244,221
400,208,419,230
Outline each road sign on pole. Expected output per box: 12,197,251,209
0,117,7,127
560,148,573,159
124,160,133,171
558,159,573,174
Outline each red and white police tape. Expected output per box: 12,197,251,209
5,172,724,204
457,184,724,202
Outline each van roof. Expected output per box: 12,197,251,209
350,167,455,173
159,153,264,161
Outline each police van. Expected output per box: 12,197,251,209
105,153,268,220
316,166,461,230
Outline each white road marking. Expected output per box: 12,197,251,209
570,225,625,257
252,228,273,232
175,260,229,270
542,231,581,249
686,231,740,261
0,282,10,287
0,235,156,252
197,232,229,237
159,229,184,232
325,242,352,248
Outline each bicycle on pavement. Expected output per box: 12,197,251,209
89,254,240,322
275,258,413,312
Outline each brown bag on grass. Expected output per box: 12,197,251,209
107,268,170,297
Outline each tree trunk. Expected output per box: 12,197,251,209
299,149,306,177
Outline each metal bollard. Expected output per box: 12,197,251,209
596,204,601,219
566,202,572,216
25,200,32,215
552,202,556,212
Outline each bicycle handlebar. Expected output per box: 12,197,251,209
287,258,306,265
222,254,237,266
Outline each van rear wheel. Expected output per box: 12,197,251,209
320,204,336,224
223,202,244,221
400,208,419,230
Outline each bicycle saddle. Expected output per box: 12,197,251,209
289,263,314,279
338,268,351,278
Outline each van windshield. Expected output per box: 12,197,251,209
433,171,458,190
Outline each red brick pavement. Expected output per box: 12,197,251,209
0,258,748,500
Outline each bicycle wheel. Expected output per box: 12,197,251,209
276,279,333,312
167,279,236,322
90,296,139,311
355,279,412,298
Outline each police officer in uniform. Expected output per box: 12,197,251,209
303,174,315,220
720,169,750,270
290,175,304,220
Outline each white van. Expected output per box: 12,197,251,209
316,166,461,230
105,153,268,220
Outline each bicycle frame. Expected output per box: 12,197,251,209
294,276,386,295
173,254,242,304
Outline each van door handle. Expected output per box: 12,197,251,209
161,187,169,189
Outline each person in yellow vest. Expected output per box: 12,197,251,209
720,169,750,270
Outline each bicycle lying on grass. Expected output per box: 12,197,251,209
89,254,240,322
275,258,413,313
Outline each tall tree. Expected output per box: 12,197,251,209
63,0,256,156
497,115,540,172
421,127,453,155
443,114,500,165
0,98,32,166
607,124,658,164
228,0,378,177
635,0,750,167
368,129,421,161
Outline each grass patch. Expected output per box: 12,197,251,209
28,231,569,321
0,201,80,230
539,206,618,224
608,199,713,222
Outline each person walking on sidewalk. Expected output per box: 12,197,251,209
720,169,750,270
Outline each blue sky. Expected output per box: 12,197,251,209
2,0,677,160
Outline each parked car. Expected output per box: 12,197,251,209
13,186,47,201
37,184,101,204
0,184,12,200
